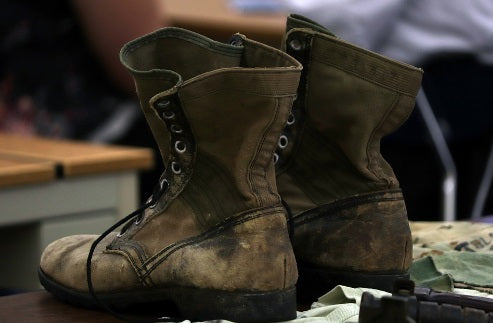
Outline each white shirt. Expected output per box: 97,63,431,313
283,0,493,65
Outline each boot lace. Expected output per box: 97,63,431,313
85,177,173,322
85,96,191,321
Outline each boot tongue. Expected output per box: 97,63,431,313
286,14,335,36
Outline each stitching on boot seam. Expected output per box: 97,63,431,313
180,151,243,228
144,206,282,266
248,96,281,207
283,257,287,289
310,34,422,96
266,97,282,200
140,207,285,278
242,36,302,68
297,260,407,275
293,190,403,227
102,249,153,288
310,55,417,97
144,204,284,265
122,27,243,57
401,238,410,271
366,93,400,184
180,73,300,98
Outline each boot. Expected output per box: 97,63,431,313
275,14,423,301
38,27,302,322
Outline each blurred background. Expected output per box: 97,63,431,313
0,0,492,294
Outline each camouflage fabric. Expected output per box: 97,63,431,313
410,221,493,295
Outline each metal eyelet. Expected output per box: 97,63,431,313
273,152,279,164
175,140,187,154
171,161,182,174
145,194,153,205
162,110,175,120
289,39,303,51
149,178,169,209
134,217,142,225
156,99,170,110
160,178,169,190
230,34,244,46
287,113,295,125
148,196,158,209
148,202,157,209
170,124,183,133
116,231,124,237
278,135,288,149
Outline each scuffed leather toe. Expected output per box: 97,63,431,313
40,233,140,293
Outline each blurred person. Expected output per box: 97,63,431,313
0,0,166,199
282,0,493,65
1,0,164,139
282,0,493,220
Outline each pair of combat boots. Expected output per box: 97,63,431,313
38,14,423,322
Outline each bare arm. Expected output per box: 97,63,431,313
72,0,166,94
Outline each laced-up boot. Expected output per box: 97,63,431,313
38,27,302,322
275,14,424,301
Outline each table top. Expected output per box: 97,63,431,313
0,153,55,187
0,291,121,323
0,134,154,188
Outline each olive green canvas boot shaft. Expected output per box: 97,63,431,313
39,27,302,322
275,14,423,301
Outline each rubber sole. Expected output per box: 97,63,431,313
38,268,297,322
297,263,409,304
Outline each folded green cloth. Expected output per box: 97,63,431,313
409,256,455,291
410,221,493,294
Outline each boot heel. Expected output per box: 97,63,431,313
172,286,297,322
297,264,409,304
292,192,413,304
